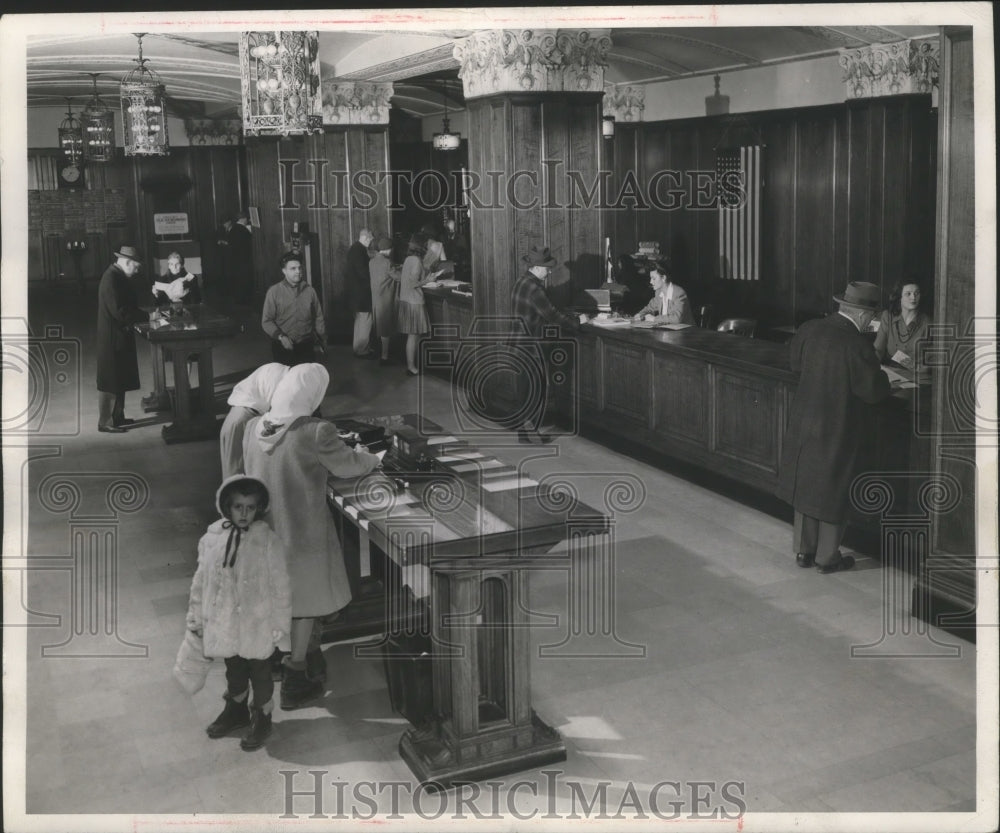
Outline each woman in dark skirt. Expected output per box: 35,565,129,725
397,232,438,376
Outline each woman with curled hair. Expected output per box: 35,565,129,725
397,232,438,376
873,280,932,370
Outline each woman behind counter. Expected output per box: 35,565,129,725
632,259,694,325
873,281,932,370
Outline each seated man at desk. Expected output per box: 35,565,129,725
152,252,201,306
632,259,694,325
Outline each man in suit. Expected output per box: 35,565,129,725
346,228,375,358
96,245,148,433
510,245,589,444
776,281,892,573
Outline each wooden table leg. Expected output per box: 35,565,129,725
398,564,565,790
141,343,171,412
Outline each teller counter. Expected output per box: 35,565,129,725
571,322,931,527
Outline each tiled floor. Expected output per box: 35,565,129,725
13,284,980,820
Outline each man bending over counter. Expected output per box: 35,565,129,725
632,259,695,325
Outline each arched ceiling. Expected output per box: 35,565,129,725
26,25,939,120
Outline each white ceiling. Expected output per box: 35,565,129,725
26,25,939,120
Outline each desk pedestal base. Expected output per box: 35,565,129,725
399,712,565,791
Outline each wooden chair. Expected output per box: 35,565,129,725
697,304,715,328
716,318,757,338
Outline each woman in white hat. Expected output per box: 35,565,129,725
242,364,381,709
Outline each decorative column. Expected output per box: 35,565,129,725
455,29,612,321
839,37,940,99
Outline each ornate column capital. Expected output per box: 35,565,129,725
839,37,940,99
454,29,611,99
321,80,394,125
603,83,645,122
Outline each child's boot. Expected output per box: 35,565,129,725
240,701,273,751
280,660,324,710
206,690,251,738
305,649,326,683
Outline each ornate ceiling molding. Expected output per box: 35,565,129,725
337,44,459,82
839,37,940,99
321,80,394,125
454,29,612,99
603,83,645,122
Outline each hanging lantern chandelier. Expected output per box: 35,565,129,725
431,81,461,151
82,73,115,162
120,33,169,156
58,98,84,165
239,31,322,136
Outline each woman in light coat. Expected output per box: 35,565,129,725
219,363,288,478
242,363,381,709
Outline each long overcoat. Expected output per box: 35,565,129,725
775,314,891,523
242,417,380,617
96,263,145,393
345,241,372,314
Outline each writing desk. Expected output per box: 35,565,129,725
325,414,610,789
134,305,240,444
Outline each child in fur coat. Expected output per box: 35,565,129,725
186,475,291,751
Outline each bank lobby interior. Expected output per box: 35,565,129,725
8,17,992,822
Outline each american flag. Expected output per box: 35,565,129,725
717,145,762,280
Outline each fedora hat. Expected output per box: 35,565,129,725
834,281,881,311
114,245,142,264
375,235,393,251
522,246,558,268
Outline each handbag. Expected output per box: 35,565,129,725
172,629,213,694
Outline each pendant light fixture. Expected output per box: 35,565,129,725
58,98,84,165
121,33,169,156
432,81,461,151
82,73,115,162
239,31,323,136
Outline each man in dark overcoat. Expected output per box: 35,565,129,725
776,281,892,573
346,228,375,357
96,245,148,433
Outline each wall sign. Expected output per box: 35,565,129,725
154,212,190,236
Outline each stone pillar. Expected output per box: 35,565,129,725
454,30,612,320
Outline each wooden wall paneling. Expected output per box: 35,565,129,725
793,113,838,317
612,125,639,256
846,103,873,285
540,97,570,305
665,126,700,286
245,138,285,296
638,123,667,251
880,99,914,296
904,100,938,289
759,118,795,323
832,108,851,310
569,98,603,295
695,123,721,294
310,130,352,340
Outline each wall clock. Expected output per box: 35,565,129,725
58,163,84,189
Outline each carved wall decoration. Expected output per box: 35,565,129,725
454,29,611,99
839,37,940,99
321,80,394,125
603,83,645,122
184,118,243,146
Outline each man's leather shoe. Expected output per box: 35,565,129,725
97,424,126,434
795,552,815,568
112,417,135,427
817,554,855,574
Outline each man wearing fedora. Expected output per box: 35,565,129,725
776,281,892,573
96,245,148,433
511,245,588,444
